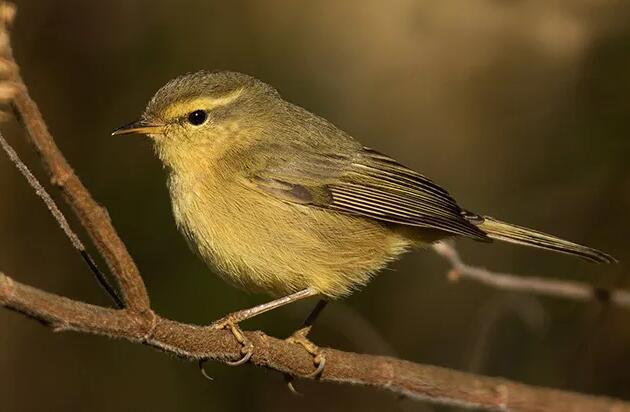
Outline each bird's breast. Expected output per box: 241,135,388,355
167,166,299,293
166,166,412,298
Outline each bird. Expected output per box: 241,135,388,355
113,70,616,375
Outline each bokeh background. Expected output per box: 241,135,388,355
1,1,629,411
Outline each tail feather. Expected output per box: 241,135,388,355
471,215,617,264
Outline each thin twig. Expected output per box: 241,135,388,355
0,2,150,312
0,131,82,250
432,241,630,308
0,131,123,308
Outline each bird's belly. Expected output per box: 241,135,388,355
170,181,411,299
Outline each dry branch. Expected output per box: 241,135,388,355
0,3,628,411
1,272,629,412
0,4,149,312
433,242,630,308
0,132,123,307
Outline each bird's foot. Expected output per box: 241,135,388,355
211,317,253,366
286,326,326,378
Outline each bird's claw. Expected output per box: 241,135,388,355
211,318,254,366
285,375,302,396
286,327,326,378
198,359,214,381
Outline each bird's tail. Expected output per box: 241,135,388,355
468,215,617,264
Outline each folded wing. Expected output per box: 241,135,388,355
249,144,488,240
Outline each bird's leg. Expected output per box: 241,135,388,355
210,288,319,366
286,299,329,378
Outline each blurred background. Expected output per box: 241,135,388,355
1,1,629,411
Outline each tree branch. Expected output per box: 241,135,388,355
0,3,149,312
432,242,630,308
1,271,628,412
0,3,628,411
0,131,124,307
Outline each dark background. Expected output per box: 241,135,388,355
1,1,629,411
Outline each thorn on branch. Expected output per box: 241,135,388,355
0,57,16,75
0,80,16,100
50,169,72,188
52,322,72,333
0,272,15,303
0,2,16,27
493,384,509,410
447,268,461,282
0,80,16,120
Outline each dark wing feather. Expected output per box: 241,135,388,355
250,145,488,240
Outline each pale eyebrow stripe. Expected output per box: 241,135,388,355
163,87,244,118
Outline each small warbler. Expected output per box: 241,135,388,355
114,70,616,373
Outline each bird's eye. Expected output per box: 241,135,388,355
187,110,207,126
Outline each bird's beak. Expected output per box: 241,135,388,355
111,120,164,136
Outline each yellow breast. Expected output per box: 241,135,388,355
164,147,411,299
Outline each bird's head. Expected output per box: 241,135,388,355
113,70,279,168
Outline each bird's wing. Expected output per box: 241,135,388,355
247,144,488,240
